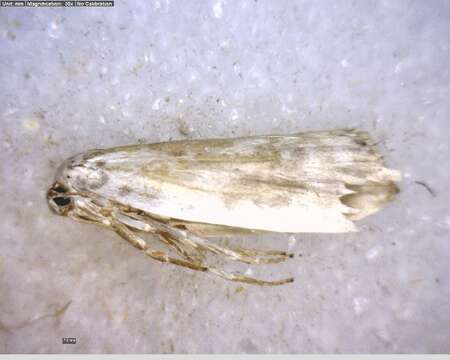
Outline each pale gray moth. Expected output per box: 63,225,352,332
47,129,401,285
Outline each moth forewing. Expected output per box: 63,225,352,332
47,129,401,285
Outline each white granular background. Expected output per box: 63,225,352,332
0,0,449,353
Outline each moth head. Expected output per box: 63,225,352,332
47,182,73,216
48,152,110,220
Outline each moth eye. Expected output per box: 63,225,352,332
53,196,71,207
53,185,67,193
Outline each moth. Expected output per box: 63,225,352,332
47,129,401,285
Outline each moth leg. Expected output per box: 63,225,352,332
157,228,294,284
207,266,294,286
112,220,291,285
157,231,205,264
112,210,206,262
116,210,292,264
212,243,294,262
229,246,293,257
187,236,291,265
112,220,207,272
158,224,292,265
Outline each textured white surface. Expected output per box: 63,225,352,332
1,0,449,353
